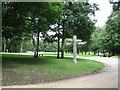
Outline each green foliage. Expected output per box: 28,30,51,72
2,2,63,52
19,40,58,52
2,2,99,55
61,2,97,40
103,11,120,54
90,9,120,55
39,41,58,52
90,27,106,52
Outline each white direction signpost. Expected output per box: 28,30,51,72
66,35,87,63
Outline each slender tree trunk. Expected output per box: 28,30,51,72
20,42,23,52
82,51,83,55
61,21,65,59
14,44,17,52
3,38,6,52
112,51,115,56
57,21,61,59
36,31,40,58
57,30,60,59
61,38,65,59
32,34,37,57
109,52,111,56
10,40,13,52
9,44,12,52
98,51,99,55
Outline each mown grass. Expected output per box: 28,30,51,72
1,52,119,57
42,52,119,58
42,53,101,57
111,56,120,58
2,54,105,85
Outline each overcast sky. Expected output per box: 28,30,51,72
88,0,113,27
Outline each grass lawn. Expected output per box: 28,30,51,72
111,56,120,58
42,52,101,57
2,54,105,86
42,52,119,58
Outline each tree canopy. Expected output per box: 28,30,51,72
4,2,114,58
89,3,120,56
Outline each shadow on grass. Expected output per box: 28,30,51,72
2,56,58,66
2,54,105,86
2,55,87,66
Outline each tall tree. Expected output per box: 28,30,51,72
60,2,98,58
104,11,120,55
2,2,63,58
90,2,120,56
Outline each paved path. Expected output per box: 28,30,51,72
2,54,119,88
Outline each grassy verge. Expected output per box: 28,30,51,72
2,54,104,86
42,52,101,57
111,56,120,58
1,52,118,57
42,52,119,58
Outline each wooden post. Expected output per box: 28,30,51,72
73,35,77,63
66,35,87,63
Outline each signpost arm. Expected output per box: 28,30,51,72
66,35,87,64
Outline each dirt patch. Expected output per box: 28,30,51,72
2,64,18,68
2,70,26,86
2,67,56,86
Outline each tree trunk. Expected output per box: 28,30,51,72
3,38,6,52
61,38,65,59
14,43,17,52
61,21,65,59
9,40,13,52
20,42,23,52
82,51,83,55
112,51,115,56
109,52,111,56
9,44,12,52
32,34,37,58
36,31,40,58
57,30,60,59
98,51,99,55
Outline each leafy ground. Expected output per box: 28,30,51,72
2,54,105,86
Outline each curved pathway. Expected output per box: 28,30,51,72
2,55,119,88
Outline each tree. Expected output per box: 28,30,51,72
59,2,98,58
2,2,34,52
2,2,98,58
26,2,64,58
2,2,63,58
90,2,120,56
90,27,106,55
103,11,120,55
